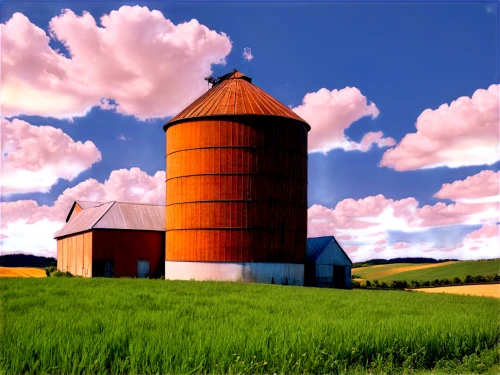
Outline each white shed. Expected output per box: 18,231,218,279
305,236,352,289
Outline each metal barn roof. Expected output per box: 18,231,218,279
306,236,353,266
164,69,310,130
55,201,165,239
65,200,105,222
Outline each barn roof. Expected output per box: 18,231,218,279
163,69,310,131
306,236,353,265
65,200,105,222
55,201,165,239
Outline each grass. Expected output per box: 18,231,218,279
354,260,499,283
0,267,46,278
1,278,499,374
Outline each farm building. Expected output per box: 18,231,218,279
54,201,165,278
54,71,352,288
305,236,353,288
163,69,311,285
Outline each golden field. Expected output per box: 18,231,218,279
414,284,500,298
0,267,46,278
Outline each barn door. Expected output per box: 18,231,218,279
137,260,150,278
333,266,346,288
104,260,114,278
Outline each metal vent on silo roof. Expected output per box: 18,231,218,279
163,69,310,131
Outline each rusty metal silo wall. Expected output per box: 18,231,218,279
165,116,308,266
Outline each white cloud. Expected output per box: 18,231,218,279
243,47,253,61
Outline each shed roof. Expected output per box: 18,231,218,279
164,69,310,131
306,236,353,265
55,201,165,239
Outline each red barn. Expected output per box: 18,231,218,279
54,201,165,278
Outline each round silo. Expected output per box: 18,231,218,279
163,70,310,285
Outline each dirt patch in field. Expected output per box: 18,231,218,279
353,261,457,280
415,284,500,298
0,267,46,278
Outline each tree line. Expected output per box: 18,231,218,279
352,274,500,289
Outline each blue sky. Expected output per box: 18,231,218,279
1,1,499,261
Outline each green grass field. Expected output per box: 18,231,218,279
354,259,500,283
1,278,499,374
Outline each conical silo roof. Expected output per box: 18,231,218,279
163,70,310,131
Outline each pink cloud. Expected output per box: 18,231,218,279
375,239,387,245
452,224,500,258
291,87,382,153
1,7,232,120
465,223,500,241
380,85,499,171
434,170,499,202
0,168,165,257
393,242,411,249
359,131,396,152
350,234,499,262
309,193,498,240
1,118,101,195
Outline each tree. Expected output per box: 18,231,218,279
452,277,461,285
365,280,372,288
432,279,440,286
410,280,420,288
473,275,486,283
465,275,474,283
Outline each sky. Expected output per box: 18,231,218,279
1,0,499,262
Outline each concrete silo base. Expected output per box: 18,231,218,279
165,261,304,286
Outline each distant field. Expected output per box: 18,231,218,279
415,284,500,298
354,259,499,283
0,267,46,278
1,278,499,374
353,262,456,281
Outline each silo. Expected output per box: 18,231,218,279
163,70,310,285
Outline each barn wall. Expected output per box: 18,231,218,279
83,232,92,277
165,261,304,285
56,231,92,277
345,266,352,289
315,264,334,287
316,243,352,266
92,230,164,278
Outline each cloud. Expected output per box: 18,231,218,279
380,85,499,171
334,131,396,153
243,47,253,61
0,167,165,257
346,226,500,262
434,170,499,203
291,87,384,154
308,192,499,262
117,134,131,141
1,118,101,195
1,7,232,120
